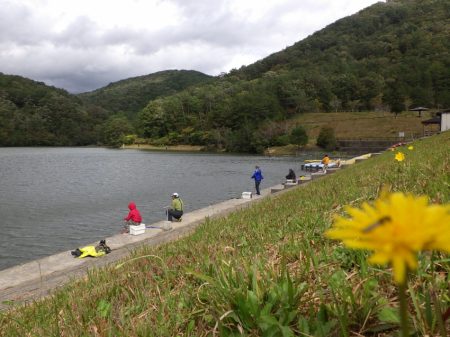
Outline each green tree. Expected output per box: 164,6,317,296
316,126,337,151
290,126,308,147
101,116,133,147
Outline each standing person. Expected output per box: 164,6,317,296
251,165,264,195
321,154,330,171
167,192,183,222
123,201,142,233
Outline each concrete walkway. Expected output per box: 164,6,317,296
0,152,374,310
0,185,283,310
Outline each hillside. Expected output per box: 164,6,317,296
134,0,450,152
0,73,98,146
0,70,211,147
1,132,448,336
78,70,212,119
1,0,448,150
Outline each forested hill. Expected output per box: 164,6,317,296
78,70,212,119
0,70,211,147
235,0,450,109
135,0,450,152
0,73,98,146
1,0,449,150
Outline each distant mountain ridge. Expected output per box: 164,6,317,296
0,72,95,146
78,70,212,119
133,0,450,152
1,0,449,151
234,0,450,107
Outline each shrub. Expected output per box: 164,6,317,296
168,132,182,144
189,131,213,145
290,126,308,147
316,126,337,150
151,136,170,146
121,134,136,145
274,134,291,146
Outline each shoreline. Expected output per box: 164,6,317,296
0,152,373,310
0,182,292,310
122,143,361,158
122,144,206,152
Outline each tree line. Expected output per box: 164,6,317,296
0,0,448,152
135,0,450,152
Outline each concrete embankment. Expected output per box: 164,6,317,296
0,153,375,311
0,184,288,310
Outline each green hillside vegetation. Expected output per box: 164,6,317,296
294,111,431,141
0,73,101,146
135,0,450,152
0,0,449,151
78,70,212,119
0,70,211,147
1,132,448,336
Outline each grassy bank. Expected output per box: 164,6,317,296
1,132,449,336
296,111,431,141
267,111,431,156
124,111,430,156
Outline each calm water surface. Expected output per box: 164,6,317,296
0,147,309,271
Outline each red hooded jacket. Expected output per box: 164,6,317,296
124,201,142,223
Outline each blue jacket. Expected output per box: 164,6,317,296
251,169,263,181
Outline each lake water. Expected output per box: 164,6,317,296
0,147,309,271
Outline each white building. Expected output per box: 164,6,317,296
440,111,450,132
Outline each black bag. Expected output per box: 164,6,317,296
71,248,82,257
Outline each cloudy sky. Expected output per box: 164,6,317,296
0,0,381,93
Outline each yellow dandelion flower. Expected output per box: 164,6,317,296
395,152,405,162
408,145,414,150
326,192,450,284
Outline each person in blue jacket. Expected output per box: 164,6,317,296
251,165,264,195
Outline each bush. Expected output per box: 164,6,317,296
290,126,308,147
121,134,136,145
273,134,291,146
168,132,182,144
316,126,337,150
151,136,170,146
189,131,213,145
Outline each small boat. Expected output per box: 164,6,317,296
302,162,339,171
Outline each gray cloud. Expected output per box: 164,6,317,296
0,0,381,93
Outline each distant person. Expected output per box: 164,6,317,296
123,201,142,233
251,165,264,195
167,192,183,222
285,168,296,181
321,154,330,171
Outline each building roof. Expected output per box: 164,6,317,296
436,108,450,115
421,116,441,125
410,107,429,111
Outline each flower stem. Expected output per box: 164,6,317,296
399,282,409,337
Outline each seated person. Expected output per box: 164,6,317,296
71,240,111,258
123,201,142,233
285,168,296,181
167,192,183,222
321,154,330,170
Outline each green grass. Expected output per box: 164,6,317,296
266,111,434,155
294,111,433,142
1,132,449,336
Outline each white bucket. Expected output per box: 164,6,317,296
241,192,252,199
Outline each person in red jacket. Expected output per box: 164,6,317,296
122,201,142,233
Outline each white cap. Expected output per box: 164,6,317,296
172,192,179,197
